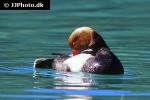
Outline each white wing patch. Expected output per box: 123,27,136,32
63,54,93,72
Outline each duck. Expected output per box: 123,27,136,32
34,27,124,74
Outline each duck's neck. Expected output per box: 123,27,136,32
91,31,110,55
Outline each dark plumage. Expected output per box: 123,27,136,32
34,58,54,68
34,55,70,71
82,48,124,74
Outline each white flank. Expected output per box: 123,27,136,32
63,54,93,72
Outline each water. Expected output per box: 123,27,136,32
0,0,150,99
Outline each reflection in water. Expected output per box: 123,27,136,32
33,69,93,99
31,68,150,100
33,68,101,89
32,68,127,99
32,68,150,94
54,72,93,89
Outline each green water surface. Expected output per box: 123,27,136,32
0,0,150,100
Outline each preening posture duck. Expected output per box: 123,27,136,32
34,27,124,74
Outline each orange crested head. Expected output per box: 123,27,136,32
68,27,109,53
68,27,95,52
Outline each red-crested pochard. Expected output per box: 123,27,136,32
34,27,124,74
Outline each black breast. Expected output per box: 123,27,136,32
81,48,124,74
